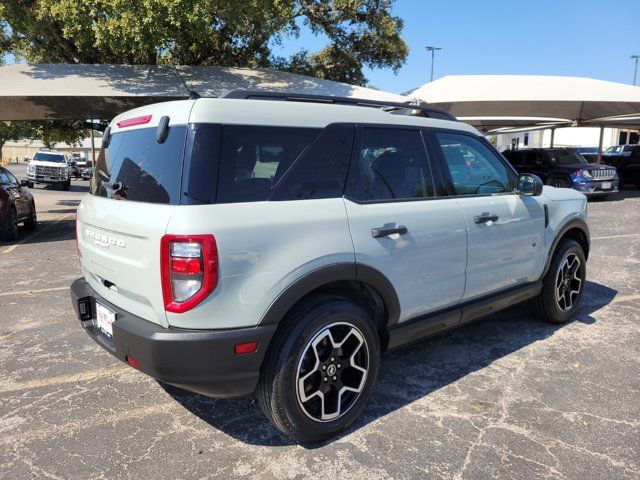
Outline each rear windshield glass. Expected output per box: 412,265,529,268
33,152,66,163
92,126,187,204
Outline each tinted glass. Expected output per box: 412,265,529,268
216,126,320,203
346,128,434,201
181,123,222,205
271,124,353,201
92,126,187,204
4,169,19,185
547,149,587,166
0,168,12,185
436,132,513,195
33,152,66,163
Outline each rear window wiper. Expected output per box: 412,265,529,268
183,192,210,203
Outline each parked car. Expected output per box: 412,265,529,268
26,150,72,191
603,145,640,188
0,166,37,240
502,147,618,198
71,92,590,442
604,144,635,157
80,161,93,180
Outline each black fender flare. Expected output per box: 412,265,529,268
259,262,401,327
541,217,590,278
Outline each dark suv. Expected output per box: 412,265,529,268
502,148,618,198
0,166,37,240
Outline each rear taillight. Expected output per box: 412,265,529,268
160,234,218,313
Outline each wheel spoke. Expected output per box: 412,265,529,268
295,322,369,423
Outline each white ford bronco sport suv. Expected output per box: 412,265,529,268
71,91,589,442
27,150,72,191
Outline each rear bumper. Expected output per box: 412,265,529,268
70,277,276,398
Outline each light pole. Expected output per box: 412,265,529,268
632,54,640,86
425,46,442,82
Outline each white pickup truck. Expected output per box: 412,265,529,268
27,150,72,191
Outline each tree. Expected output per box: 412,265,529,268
0,0,408,86
0,120,89,160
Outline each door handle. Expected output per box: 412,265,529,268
371,225,408,238
474,212,499,224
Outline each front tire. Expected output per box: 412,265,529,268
1,208,19,241
23,201,37,230
549,177,570,188
62,179,71,191
257,295,380,443
531,239,586,323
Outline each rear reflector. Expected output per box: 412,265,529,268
234,341,259,355
126,356,139,368
117,115,152,128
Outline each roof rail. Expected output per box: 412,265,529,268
218,89,458,122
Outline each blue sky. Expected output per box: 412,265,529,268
274,0,640,93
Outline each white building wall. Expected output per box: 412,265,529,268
496,127,619,152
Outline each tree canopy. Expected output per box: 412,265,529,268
0,0,408,86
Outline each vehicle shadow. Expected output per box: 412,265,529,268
0,218,77,246
594,187,640,202
160,280,617,448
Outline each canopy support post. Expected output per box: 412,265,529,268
597,126,605,163
90,123,95,164
549,127,555,147
625,130,631,144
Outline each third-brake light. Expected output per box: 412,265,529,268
161,234,218,313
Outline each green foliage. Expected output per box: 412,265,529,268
0,120,90,151
0,0,408,86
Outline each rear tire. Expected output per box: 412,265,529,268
531,239,586,323
257,295,380,443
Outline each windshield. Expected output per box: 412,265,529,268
33,152,66,163
547,149,587,166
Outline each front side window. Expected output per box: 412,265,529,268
435,132,514,195
346,128,434,201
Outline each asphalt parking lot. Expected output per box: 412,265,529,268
1,162,639,479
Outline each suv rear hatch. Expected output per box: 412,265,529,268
77,104,191,327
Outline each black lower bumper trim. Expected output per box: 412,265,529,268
70,278,276,398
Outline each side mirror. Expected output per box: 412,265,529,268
518,173,543,196
20,180,29,187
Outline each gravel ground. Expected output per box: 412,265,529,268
1,162,639,479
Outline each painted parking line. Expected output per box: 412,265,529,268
0,365,125,394
1,212,73,254
591,233,640,241
0,402,176,446
612,293,640,304
0,286,69,297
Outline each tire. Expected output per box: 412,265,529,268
1,208,20,241
548,177,570,188
23,201,37,230
62,179,71,191
531,239,586,324
257,295,380,443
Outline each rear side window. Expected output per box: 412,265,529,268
92,126,187,204
216,126,320,203
346,128,434,201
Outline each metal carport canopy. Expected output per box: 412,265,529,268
405,75,640,130
0,64,407,121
